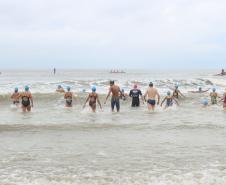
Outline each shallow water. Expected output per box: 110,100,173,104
0,70,226,185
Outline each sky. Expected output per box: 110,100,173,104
0,0,226,69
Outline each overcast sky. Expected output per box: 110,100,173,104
0,0,226,69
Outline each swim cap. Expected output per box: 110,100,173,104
175,85,179,89
25,86,29,91
134,84,138,89
212,88,216,92
58,85,62,89
67,86,71,91
15,87,18,92
92,86,96,92
198,87,202,91
201,99,208,106
167,91,171,96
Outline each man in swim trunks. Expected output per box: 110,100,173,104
210,88,220,105
83,86,102,112
144,82,160,111
129,84,144,107
173,85,185,99
11,87,20,106
161,91,179,109
64,86,73,107
104,80,121,112
56,85,65,93
18,86,33,112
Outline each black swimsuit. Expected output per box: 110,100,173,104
22,96,30,107
89,94,97,107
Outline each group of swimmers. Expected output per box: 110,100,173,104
10,80,226,112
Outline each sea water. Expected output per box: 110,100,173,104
0,69,226,185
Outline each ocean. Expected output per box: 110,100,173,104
0,69,226,185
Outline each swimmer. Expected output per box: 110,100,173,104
161,91,179,109
104,80,121,112
144,82,160,111
11,87,20,106
189,87,210,93
220,90,226,108
210,88,220,105
173,85,185,99
201,99,209,108
120,89,128,101
18,86,33,112
215,69,226,76
83,86,102,112
129,84,144,107
56,85,65,93
64,86,73,107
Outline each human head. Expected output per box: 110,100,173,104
175,85,179,89
25,86,29,92
67,86,71,91
212,88,216,92
15,87,18,93
198,87,202,92
92,86,96,92
202,99,208,106
58,85,62,89
110,80,114,86
167,91,171,96
134,84,138,89
149,82,153,87
121,89,124,93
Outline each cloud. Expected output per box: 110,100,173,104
0,0,226,68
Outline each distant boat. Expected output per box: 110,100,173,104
110,70,126,74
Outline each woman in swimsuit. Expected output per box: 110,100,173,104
161,91,179,109
19,86,33,112
64,86,73,107
173,85,185,99
210,88,220,105
11,87,20,106
83,86,102,112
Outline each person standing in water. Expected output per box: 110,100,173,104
173,85,185,99
144,82,160,111
210,88,220,105
11,87,20,106
18,86,33,112
161,91,179,109
64,86,73,107
104,80,121,112
222,90,226,108
83,86,102,112
129,84,144,107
